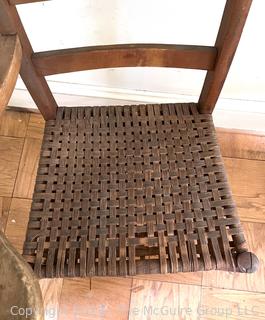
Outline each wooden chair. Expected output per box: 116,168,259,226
0,34,44,320
0,34,21,113
0,0,259,278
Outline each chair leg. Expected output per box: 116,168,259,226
237,251,259,273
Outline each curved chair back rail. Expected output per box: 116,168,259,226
10,0,49,3
32,44,217,76
0,34,21,114
0,0,253,120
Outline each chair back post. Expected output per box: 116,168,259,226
198,0,253,114
0,0,58,120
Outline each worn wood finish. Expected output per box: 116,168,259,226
9,0,49,5
0,34,21,114
32,44,217,76
0,0,58,120
2,0,252,118
198,0,253,114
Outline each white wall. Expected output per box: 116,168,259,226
10,0,265,131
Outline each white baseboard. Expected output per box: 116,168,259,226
9,79,265,132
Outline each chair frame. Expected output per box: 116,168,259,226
0,0,252,120
0,33,21,113
0,33,44,318
1,0,259,277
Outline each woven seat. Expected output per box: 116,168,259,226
23,103,250,277
2,0,258,278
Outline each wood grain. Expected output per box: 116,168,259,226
224,157,265,223
13,137,42,198
5,198,31,253
0,0,58,120
134,271,202,286
200,287,265,319
0,34,22,114
32,44,217,76
129,279,201,319
39,279,63,320
199,0,253,113
0,197,11,232
130,279,179,320
179,284,202,320
217,128,265,160
234,195,265,223
0,136,23,197
0,110,29,137
224,158,264,198
59,277,132,320
202,222,265,293
26,113,45,139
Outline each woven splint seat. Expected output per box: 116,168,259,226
23,103,255,277
2,0,258,279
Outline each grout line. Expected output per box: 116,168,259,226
127,277,134,320
240,220,265,225
129,276,202,286
103,264,265,288
0,134,26,139
198,283,203,320
200,284,265,295
222,155,265,162
10,113,30,197
8,196,33,200
10,136,27,200
199,267,203,318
